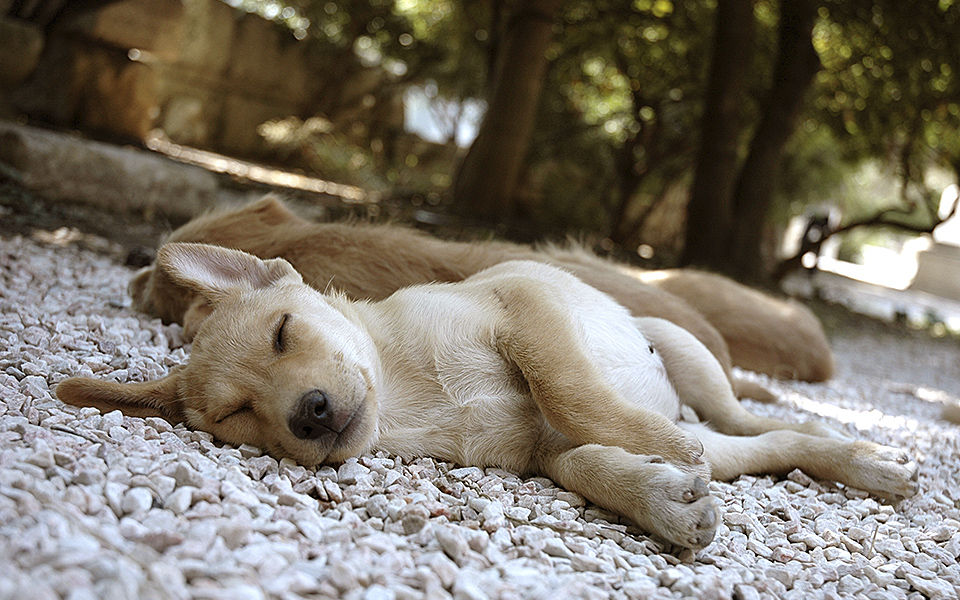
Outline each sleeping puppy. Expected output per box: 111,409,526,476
58,243,918,549
128,197,835,400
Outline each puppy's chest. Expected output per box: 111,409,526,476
384,319,524,410
378,287,514,399
373,293,538,457
371,333,535,470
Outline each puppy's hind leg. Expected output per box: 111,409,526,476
684,422,919,501
638,317,844,439
536,436,719,550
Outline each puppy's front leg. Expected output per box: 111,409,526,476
536,437,719,549
494,282,704,470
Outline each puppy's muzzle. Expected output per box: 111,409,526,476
288,389,348,440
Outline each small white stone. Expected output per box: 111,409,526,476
323,479,343,503
238,443,262,458
448,466,484,481
25,446,55,469
337,460,371,485
363,584,396,600
220,584,265,600
542,537,573,559
480,501,506,532
555,491,585,508
296,519,323,542
104,481,127,517
505,507,530,522
436,525,470,564
218,520,252,549
452,576,488,600
366,494,389,519
173,461,203,488
20,375,49,399
121,487,153,515
101,410,123,429
571,553,611,573
164,486,194,514
327,560,359,591
277,488,314,508
428,552,459,589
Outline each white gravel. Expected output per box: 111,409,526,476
2,232,959,600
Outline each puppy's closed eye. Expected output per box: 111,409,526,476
213,403,254,424
275,313,291,353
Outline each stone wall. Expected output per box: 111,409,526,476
3,0,398,157
0,17,44,91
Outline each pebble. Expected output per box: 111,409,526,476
121,487,154,515
164,486,195,514
3,233,960,599
338,459,371,485
436,525,470,564
542,537,574,559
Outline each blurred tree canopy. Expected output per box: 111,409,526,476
240,0,959,280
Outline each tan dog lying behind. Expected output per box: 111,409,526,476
58,243,918,549
129,197,833,395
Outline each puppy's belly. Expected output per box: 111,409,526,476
568,297,682,421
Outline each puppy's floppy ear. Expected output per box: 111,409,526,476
56,369,187,423
157,243,302,304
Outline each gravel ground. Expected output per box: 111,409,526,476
2,231,960,600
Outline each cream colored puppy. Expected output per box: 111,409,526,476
57,243,919,549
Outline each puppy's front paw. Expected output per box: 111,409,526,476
658,430,704,465
656,431,713,481
849,442,919,501
637,466,719,550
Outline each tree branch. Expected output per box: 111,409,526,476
773,182,960,282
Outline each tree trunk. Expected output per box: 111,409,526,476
453,0,565,222
727,0,821,281
680,0,757,270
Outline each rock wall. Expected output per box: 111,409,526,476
3,0,396,157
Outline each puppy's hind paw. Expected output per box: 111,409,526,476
850,442,920,501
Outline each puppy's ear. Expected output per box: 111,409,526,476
157,243,302,303
56,369,187,423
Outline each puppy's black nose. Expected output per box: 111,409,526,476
288,389,333,440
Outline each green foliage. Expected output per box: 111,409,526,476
525,0,717,239
812,0,959,178
231,0,960,252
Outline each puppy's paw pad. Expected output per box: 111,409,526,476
679,475,709,503
677,496,718,549
643,470,719,549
